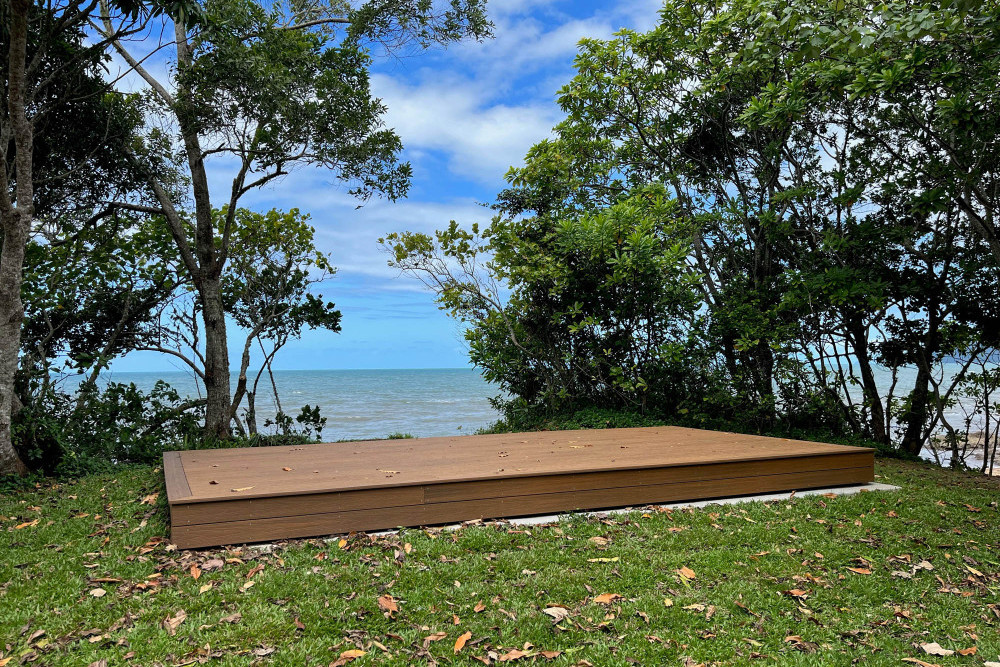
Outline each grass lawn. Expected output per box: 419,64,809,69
1,458,997,666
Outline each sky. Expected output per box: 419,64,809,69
114,0,664,373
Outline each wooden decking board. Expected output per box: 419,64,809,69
164,426,874,549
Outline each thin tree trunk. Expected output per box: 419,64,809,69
847,320,888,445
199,274,232,439
0,0,33,475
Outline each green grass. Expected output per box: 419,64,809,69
1,459,997,666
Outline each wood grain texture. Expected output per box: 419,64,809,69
170,465,873,549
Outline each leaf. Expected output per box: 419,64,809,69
677,566,697,580
663,597,674,608
230,486,255,493
89,588,107,598
331,649,366,666
498,649,528,662
220,612,242,624
540,651,562,659
957,646,977,656
190,564,201,580
920,643,954,657
587,557,619,563
588,536,609,546
282,467,293,471
162,609,187,636
140,493,159,505
378,595,399,616
542,606,570,622
454,630,472,653
902,659,940,667
14,519,39,530
783,589,809,598
198,583,213,594
846,567,872,575
474,601,486,613
593,593,623,605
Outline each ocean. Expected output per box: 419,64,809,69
65,368,501,442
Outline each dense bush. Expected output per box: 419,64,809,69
13,381,202,476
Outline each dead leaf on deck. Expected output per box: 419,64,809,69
230,486,255,493
162,609,187,636
454,631,472,653
282,467,293,471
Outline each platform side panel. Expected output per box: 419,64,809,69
170,451,873,526
170,465,872,549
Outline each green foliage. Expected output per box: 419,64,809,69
12,381,201,476
389,0,1000,455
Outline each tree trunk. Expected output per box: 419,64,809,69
199,273,232,439
0,212,30,476
847,320,888,445
0,0,33,476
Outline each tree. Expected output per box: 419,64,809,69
1,0,182,475
388,0,1000,457
96,0,490,439
142,207,341,436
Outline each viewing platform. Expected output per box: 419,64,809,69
164,426,875,549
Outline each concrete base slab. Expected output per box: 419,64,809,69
506,481,900,526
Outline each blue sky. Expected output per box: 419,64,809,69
115,0,663,372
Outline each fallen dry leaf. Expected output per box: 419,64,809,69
593,593,623,605
454,630,472,653
920,643,954,657
190,564,201,580
677,566,697,580
498,649,528,662
89,588,107,598
220,612,242,624
846,567,872,575
542,606,570,622
230,486,255,493
663,597,674,608
162,609,187,636
378,595,399,616
956,646,977,656
140,493,159,505
14,519,39,530
331,649,366,666
901,659,940,667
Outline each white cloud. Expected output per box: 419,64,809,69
372,72,558,184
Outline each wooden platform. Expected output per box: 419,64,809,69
164,426,874,549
